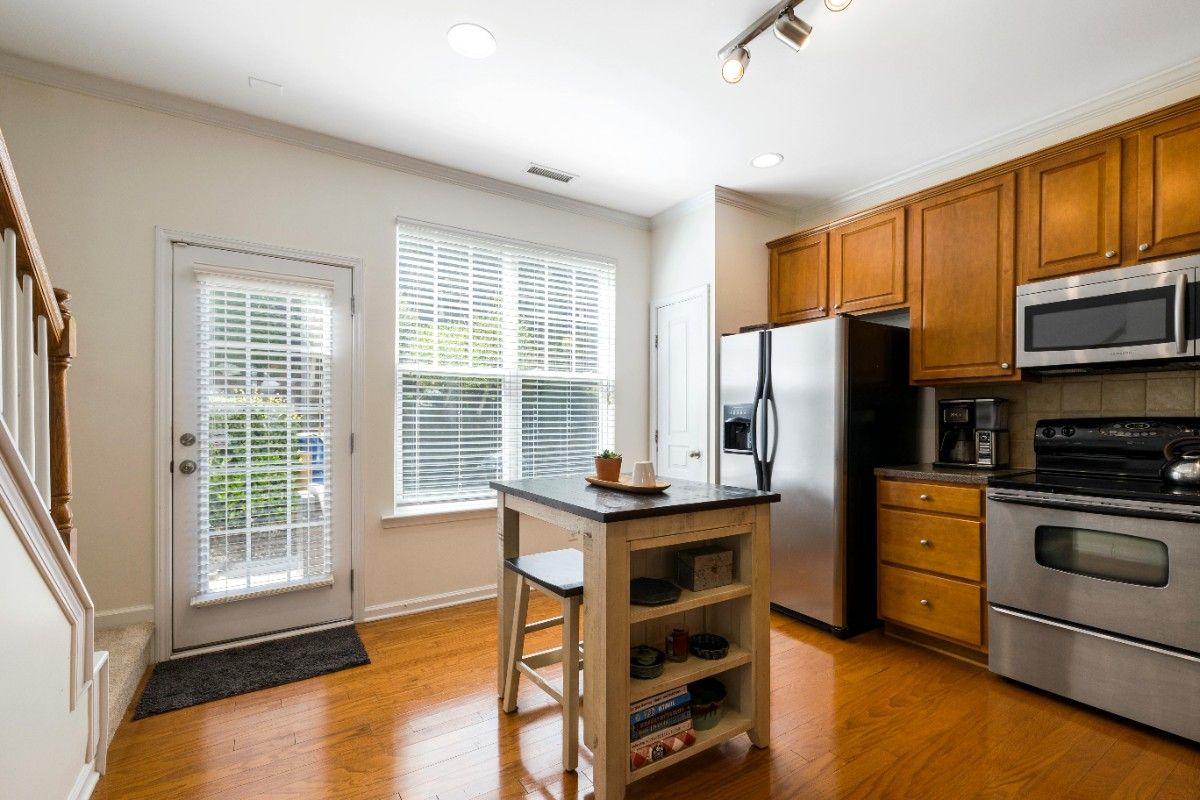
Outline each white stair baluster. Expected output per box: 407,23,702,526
2,228,15,432
18,274,34,473
35,314,50,505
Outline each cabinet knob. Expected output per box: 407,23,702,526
1001,362,1010,370
919,599,930,607
1139,243,1151,252
919,538,931,547
1104,250,1117,258
818,306,826,312
834,303,841,310
919,493,930,501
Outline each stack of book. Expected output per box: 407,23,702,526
629,686,696,770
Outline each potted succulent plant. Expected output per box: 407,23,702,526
594,448,623,481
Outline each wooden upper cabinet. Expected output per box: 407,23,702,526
769,232,828,324
829,208,905,313
908,173,1017,383
1019,139,1122,282
1137,107,1200,260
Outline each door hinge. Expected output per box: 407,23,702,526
169,460,174,473
350,433,355,454
351,295,356,315
654,334,658,348
350,569,355,592
654,429,659,445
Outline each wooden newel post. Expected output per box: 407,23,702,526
49,288,76,561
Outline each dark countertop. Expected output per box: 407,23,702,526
874,464,1031,485
489,476,780,523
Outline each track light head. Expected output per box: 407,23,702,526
721,46,751,84
825,0,852,11
773,10,813,52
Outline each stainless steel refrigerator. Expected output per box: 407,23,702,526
719,316,919,637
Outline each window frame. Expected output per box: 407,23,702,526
393,218,617,512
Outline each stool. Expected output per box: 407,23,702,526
501,548,584,772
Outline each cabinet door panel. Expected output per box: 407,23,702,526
1020,139,1121,282
1137,108,1200,259
769,232,828,324
908,173,1016,382
830,208,905,313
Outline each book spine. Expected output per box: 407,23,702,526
629,692,691,726
629,686,686,717
630,719,694,751
631,706,692,740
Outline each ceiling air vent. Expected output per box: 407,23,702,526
526,163,577,183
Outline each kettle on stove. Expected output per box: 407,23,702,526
1162,436,1200,486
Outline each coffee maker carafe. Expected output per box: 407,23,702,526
936,398,1009,468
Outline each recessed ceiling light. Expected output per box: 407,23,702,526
825,0,853,10
447,23,496,59
751,153,784,169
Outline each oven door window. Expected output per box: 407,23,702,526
1035,526,1168,587
1024,287,1175,352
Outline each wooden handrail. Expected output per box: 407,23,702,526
0,126,64,343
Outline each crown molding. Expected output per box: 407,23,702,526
714,186,799,223
792,54,1200,230
0,51,652,231
650,189,716,231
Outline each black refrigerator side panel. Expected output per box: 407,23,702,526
844,319,920,635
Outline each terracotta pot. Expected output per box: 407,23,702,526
594,457,622,481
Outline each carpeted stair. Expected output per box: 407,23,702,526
94,622,153,745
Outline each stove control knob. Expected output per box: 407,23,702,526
1042,426,1056,438
1062,425,1075,437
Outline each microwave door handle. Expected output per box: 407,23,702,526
1176,273,1188,354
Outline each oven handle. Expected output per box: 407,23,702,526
987,488,1200,522
990,605,1200,664
1175,272,1188,354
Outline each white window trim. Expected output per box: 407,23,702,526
393,217,617,512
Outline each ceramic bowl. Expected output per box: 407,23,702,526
688,633,730,660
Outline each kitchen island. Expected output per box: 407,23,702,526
490,476,780,800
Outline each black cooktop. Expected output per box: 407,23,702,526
988,470,1200,506
987,416,1200,506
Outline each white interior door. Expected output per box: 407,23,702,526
171,245,353,651
654,291,708,481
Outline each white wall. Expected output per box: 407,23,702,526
0,74,651,621
713,202,794,338
0,509,91,800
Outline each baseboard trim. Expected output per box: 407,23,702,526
67,762,100,800
95,604,154,630
364,584,497,622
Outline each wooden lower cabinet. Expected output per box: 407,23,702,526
877,478,988,658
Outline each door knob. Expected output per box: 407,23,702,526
688,450,702,459
178,459,197,475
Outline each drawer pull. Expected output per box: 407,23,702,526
920,599,930,606
919,493,930,501
919,538,931,547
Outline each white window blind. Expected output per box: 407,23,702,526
395,221,616,507
194,270,335,603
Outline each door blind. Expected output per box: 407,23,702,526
193,270,335,603
395,222,616,506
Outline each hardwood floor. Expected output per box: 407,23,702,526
95,596,1199,799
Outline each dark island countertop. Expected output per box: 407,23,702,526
489,476,780,522
874,463,1031,486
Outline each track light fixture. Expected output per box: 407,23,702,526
718,0,838,83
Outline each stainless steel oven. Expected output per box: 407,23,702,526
1016,255,1200,369
987,488,1200,742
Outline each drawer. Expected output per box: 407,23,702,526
878,508,982,581
879,564,982,646
878,479,982,518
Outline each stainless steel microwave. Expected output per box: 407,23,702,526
1016,255,1200,369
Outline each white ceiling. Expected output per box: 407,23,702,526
1,1,1199,218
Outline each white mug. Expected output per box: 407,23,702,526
631,461,656,486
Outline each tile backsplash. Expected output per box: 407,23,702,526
935,369,1200,469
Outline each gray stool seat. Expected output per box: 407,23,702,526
504,549,583,597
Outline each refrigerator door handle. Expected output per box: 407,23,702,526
767,396,780,465
750,331,766,490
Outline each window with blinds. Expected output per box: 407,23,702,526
194,271,335,602
395,221,616,507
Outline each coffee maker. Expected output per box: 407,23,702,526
935,398,1010,468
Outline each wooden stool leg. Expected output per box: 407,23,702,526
561,594,581,772
502,577,529,714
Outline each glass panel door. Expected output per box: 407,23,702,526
1035,525,1168,587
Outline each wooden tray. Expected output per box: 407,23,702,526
585,475,671,494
